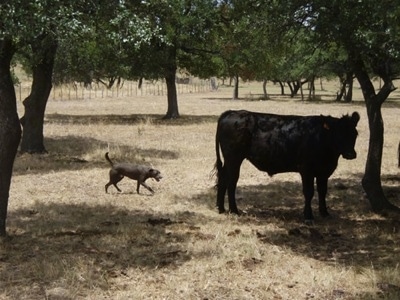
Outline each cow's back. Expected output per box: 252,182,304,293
247,113,325,175
217,110,335,176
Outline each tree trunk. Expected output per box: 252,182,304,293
308,76,315,100
344,72,353,102
20,35,57,153
0,39,22,236
289,80,306,97
287,81,295,97
164,63,180,119
277,81,285,95
354,60,398,212
232,75,239,99
336,72,354,102
299,80,304,101
336,74,346,101
294,80,301,97
262,79,268,99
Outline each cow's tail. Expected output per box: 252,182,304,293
105,152,114,167
212,117,225,189
398,141,400,168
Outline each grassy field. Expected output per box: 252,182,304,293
1,80,400,299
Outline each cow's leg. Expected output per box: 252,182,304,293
226,159,243,215
301,174,315,222
216,165,227,213
316,177,329,217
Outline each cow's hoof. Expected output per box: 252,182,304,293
218,208,226,214
229,209,241,216
319,210,330,218
304,219,314,226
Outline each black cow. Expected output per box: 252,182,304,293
214,110,360,222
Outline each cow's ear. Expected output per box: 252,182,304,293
351,112,360,126
323,122,330,130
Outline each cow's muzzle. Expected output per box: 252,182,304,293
342,151,357,160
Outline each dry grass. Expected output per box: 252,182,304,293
1,80,400,299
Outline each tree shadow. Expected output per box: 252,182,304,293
194,174,400,298
3,172,400,298
14,135,179,175
1,203,210,296
45,113,219,126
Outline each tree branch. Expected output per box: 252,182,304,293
377,80,397,104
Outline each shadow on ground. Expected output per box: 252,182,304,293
1,203,207,297
204,94,400,109
45,113,219,126
2,173,400,298
193,174,400,298
13,135,179,175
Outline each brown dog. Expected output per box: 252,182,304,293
105,152,162,194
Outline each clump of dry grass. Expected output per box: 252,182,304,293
1,80,400,299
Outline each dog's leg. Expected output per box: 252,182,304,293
113,183,122,192
107,170,124,193
105,179,123,193
113,174,124,192
105,182,112,193
138,181,155,194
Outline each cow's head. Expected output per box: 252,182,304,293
326,112,360,159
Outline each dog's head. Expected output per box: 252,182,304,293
149,169,162,182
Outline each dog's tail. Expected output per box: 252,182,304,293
105,152,114,167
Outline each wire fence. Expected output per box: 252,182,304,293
15,79,212,102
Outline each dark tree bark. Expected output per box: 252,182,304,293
353,59,398,212
277,81,285,95
20,35,57,153
336,73,346,101
232,74,239,99
307,76,315,100
262,79,268,99
0,39,22,236
336,72,354,102
344,71,354,102
287,79,308,98
164,73,180,119
162,45,180,119
164,62,180,119
299,79,304,101
287,81,294,97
